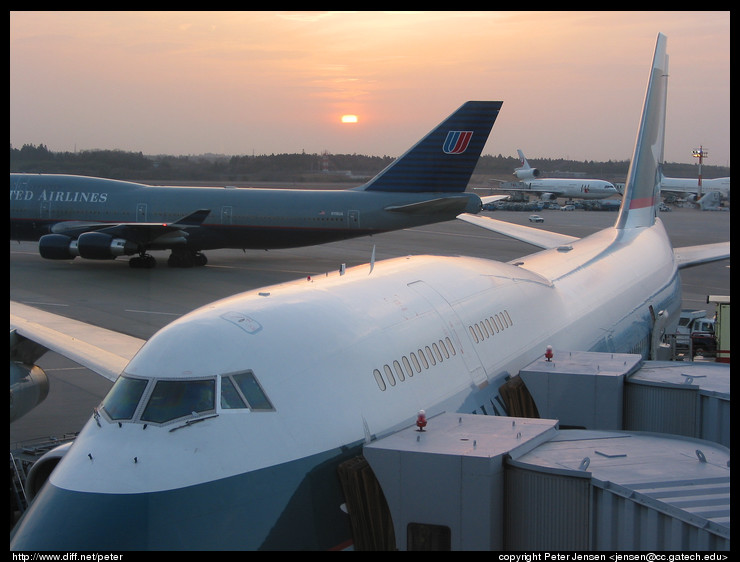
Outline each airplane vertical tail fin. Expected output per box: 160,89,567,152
359,101,502,193
517,149,530,169
513,149,540,179
615,33,669,230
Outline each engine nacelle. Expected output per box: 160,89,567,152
38,234,79,260
77,232,138,260
10,362,49,423
25,441,74,501
514,167,541,180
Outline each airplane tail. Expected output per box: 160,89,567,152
359,101,502,193
513,149,540,179
517,149,530,169
615,33,668,230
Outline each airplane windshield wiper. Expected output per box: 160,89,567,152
168,413,219,433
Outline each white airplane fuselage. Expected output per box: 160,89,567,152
522,178,618,200
12,218,680,550
660,176,730,199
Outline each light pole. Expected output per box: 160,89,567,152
692,146,708,195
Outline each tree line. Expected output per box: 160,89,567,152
10,143,729,184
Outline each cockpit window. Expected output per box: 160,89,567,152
234,371,273,411
220,375,247,409
101,376,149,420
141,379,216,423
220,370,274,411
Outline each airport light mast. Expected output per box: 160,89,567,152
692,145,708,194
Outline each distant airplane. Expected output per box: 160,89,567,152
503,149,619,201
9,34,729,551
9,101,502,268
659,172,730,202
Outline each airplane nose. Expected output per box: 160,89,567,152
11,482,155,550
10,478,266,550
10,451,355,551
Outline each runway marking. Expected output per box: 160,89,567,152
19,301,69,307
125,309,181,316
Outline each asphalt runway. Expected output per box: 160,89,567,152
10,205,730,445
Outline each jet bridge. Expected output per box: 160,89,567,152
362,414,730,551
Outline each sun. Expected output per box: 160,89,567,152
341,114,358,124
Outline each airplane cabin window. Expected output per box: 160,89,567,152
393,360,405,382
504,310,513,325
101,375,149,420
469,326,478,343
141,379,216,423
432,342,443,362
402,356,414,378
384,364,396,386
425,346,436,366
417,349,429,369
373,369,386,391
410,352,421,373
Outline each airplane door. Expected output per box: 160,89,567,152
221,206,233,225
407,280,487,386
136,203,147,222
348,210,360,228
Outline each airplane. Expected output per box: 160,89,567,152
503,149,619,201
9,101,502,268
9,34,730,551
659,172,730,202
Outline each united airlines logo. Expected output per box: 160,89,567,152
442,131,473,154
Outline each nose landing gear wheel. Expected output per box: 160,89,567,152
167,250,208,267
129,254,157,268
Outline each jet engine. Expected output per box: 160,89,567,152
10,362,49,423
25,441,74,501
514,167,541,180
10,329,50,422
77,232,137,259
38,234,79,260
38,232,137,260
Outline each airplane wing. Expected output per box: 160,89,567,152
480,195,510,205
457,213,579,249
385,196,475,215
500,185,563,197
50,209,211,246
10,301,145,382
673,242,730,269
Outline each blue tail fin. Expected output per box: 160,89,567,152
359,101,502,193
615,33,669,230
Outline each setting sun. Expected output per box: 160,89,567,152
341,114,358,123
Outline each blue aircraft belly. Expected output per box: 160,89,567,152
11,444,361,551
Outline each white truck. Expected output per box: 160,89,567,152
674,309,716,357
707,296,730,363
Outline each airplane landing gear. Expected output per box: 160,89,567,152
129,254,157,268
167,249,208,268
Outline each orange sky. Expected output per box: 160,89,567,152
10,11,730,166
